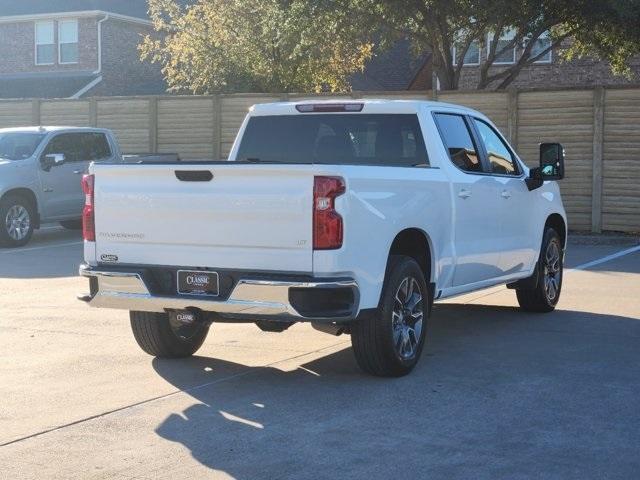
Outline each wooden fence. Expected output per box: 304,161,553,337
0,87,638,233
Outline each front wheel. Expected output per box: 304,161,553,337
130,311,210,358
0,195,35,248
351,255,430,377
516,228,563,312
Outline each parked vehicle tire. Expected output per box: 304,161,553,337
516,228,563,312
60,219,83,230
0,194,35,248
351,255,430,377
130,311,210,358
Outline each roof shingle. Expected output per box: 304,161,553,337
0,72,98,99
0,0,152,19
351,40,430,91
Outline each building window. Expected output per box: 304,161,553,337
35,21,55,65
453,39,481,66
531,32,552,63
58,19,79,64
489,30,516,64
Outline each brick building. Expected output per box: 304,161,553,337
1,1,638,97
0,0,167,99
354,37,640,91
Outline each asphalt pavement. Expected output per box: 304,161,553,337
1,226,639,479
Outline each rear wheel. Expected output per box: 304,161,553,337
0,195,35,248
60,219,82,230
516,228,563,312
351,255,430,377
130,311,210,357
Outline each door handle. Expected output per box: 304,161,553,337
175,170,213,182
501,190,512,199
458,189,472,199
73,169,84,175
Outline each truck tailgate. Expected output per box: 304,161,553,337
91,164,314,272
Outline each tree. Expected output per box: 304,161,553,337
141,0,374,94
358,0,640,90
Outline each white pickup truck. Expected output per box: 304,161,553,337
79,100,567,377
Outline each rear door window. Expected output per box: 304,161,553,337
81,133,112,161
236,114,428,167
433,113,482,173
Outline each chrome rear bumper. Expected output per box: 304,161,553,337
78,264,359,322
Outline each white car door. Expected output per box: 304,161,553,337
470,117,538,275
433,113,504,287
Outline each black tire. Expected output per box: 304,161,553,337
0,194,35,248
130,311,210,358
516,228,563,312
351,255,431,377
59,219,82,230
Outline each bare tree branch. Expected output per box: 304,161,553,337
491,29,576,89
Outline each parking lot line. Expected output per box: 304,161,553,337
0,241,83,255
1,242,638,448
572,244,640,271
448,243,640,305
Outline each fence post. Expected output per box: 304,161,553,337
591,87,605,233
507,88,518,149
31,99,40,125
148,96,158,154
89,98,98,127
212,95,222,159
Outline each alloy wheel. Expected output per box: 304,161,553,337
392,277,424,360
543,240,562,302
5,205,30,241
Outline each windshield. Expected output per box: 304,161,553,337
236,114,428,167
0,132,46,160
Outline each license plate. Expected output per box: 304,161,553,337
177,270,219,297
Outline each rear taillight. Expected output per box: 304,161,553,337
82,174,95,242
313,176,345,250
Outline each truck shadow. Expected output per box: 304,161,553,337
152,304,640,479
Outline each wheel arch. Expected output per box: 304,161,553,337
387,228,434,284
545,213,566,249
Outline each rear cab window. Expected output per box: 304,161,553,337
236,114,429,167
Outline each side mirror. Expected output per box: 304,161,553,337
41,153,65,171
539,143,565,180
526,143,565,191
